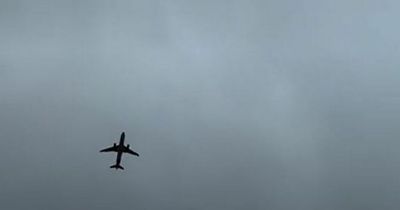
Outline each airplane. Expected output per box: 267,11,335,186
100,132,139,170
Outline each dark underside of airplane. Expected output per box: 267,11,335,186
100,132,139,170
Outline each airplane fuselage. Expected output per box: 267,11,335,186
114,132,126,167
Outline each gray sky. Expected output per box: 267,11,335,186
1,0,400,209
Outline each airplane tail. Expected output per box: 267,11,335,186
110,164,124,170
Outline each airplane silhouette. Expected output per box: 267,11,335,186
100,132,139,170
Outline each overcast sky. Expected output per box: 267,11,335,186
1,0,400,209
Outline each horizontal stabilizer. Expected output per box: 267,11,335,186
110,164,124,170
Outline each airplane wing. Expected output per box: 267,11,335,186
100,146,117,152
123,147,139,156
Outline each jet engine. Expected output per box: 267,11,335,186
127,144,130,148
113,143,117,147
